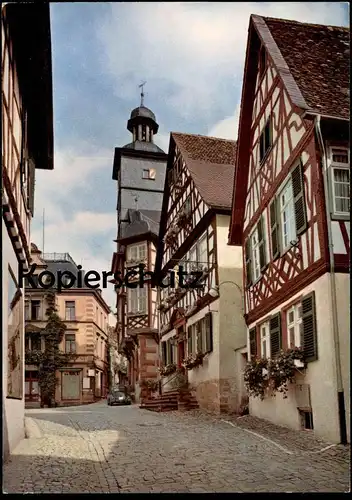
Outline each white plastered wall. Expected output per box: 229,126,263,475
2,219,25,459
248,272,341,443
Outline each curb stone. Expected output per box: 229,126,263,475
24,417,42,439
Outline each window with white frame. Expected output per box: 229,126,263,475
250,227,261,282
128,287,147,314
189,245,197,271
198,236,207,270
330,148,350,216
287,303,303,348
127,243,147,263
279,178,296,250
260,322,270,359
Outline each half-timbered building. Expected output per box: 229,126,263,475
111,209,160,402
155,133,247,414
2,3,54,458
229,15,350,443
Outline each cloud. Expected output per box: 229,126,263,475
98,2,348,123
208,106,240,141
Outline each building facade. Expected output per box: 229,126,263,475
229,15,350,443
2,3,54,458
111,95,167,401
155,133,247,414
25,246,110,406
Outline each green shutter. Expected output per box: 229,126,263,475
270,313,282,357
187,325,193,355
302,292,318,362
162,342,167,365
270,198,280,260
257,216,266,271
205,312,213,353
292,160,307,236
249,327,257,360
196,321,202,353
245,238,252,286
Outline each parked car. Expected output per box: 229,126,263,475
107,390,131,406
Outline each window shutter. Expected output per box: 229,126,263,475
167,340,173,364
292,161,307,236
162,342,167,365
270,313,282,357
196,322,202,353
245,238,252,286
249,327,257,359
260,131,265,162
302,292,318,362
269,198,280,260
187,325,193,355
257,216,266,271
205,312,213,353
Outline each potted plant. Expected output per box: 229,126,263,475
182,352,204,370
158,363,177,377
176,209,191,229
157,301,167,312
268,347,305,398
164,226,178,247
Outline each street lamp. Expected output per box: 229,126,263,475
208,280,244,314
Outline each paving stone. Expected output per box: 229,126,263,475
3,402,350,493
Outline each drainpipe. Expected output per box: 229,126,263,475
315,115,347,444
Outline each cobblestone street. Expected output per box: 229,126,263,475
3,402,350,493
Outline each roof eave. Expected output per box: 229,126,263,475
5,3,54,171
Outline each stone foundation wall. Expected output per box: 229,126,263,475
219,377,241,414
190,377,243,415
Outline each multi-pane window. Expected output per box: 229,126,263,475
65,301,76,321
279,179,296,250
260,322,270,359
287,303,303,348
31,300,41,320
128,288,147,314
330,147,350,216
250,227,261,282
65,333,76,353
198,236,207,269
189,245,197,270
127,243,147,262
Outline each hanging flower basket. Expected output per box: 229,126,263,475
157,301,167,312
164,226,178,247
243,347,305,400
182,352,204,370
158,363,177,377
176,209,191,229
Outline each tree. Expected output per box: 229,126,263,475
25,290,77,407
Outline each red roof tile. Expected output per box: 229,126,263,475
171,133,236,210
263,17,350,119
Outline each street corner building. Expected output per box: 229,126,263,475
2,3,54,459
154,132,247,415
24,247,111,407
228,15,350,443
111,96,168,402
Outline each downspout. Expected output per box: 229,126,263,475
315,115,347,444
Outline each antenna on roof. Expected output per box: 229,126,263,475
139,81,146,106
42,208,45,254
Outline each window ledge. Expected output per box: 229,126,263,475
127,312,147,317
331,213,350,222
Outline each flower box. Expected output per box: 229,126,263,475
158,363,177,377
182,352,204,370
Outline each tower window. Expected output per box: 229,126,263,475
142,169,156,180
141,126,146,141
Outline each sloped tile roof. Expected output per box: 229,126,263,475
263,17,350,119
171,133,236,210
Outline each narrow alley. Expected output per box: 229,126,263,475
3,403,350,493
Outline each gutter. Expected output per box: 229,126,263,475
315,115,347,445
304,111,349,122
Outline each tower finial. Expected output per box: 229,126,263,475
139,81,146,106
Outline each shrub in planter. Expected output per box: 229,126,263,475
182,352,204,370
158,363,177,377
268,347,305,398
243,358,269,400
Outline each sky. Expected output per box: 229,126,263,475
31,2,349,309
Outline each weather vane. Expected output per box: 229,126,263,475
139,81,146,106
